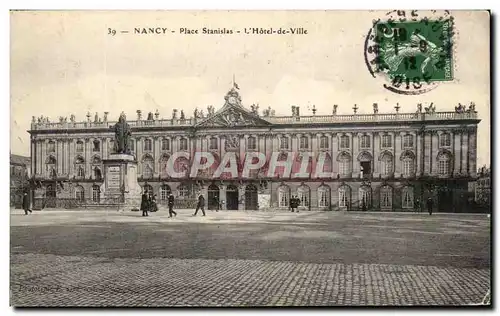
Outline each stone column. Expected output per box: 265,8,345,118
30,139,36,176
220,136,226,159
42,139,47,177
350,133,357,178
240,135,247,163
220,184,227,210
292,133,299,153
453,131,461,176
136,136,143,175
416,132,422,176
394,132,402,177
423,132,431,175
103,137,108,159
68,139,74,177
57,139,63,175
332,133,338,177
468,128,477,177
154,136,160,177
461,131,469,176
238,184,246,210
373,132,380,177
312,133,319,161
431,132,439,175
85,138,92,178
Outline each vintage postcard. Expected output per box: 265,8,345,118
10,10,490,307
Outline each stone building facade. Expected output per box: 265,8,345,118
10,154,31,207
28,88,480,212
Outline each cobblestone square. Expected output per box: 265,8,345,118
10,209,491,306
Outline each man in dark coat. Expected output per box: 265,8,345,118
22,192,32,215
141,191,149,217
193,194,206,216
426,197,433,215
290,196,296,212
168,193,177,217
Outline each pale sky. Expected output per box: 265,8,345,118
10,10,490,167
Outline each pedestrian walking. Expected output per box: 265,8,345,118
213,196,219,212
150,194,158,212
426,197,433,215
295,196,300,213
22,192,32,215
168,193,177,217
141,191,149,217
290,196,297,212
193,194,206,216
415,199,421,213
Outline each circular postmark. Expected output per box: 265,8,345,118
364,10,455,95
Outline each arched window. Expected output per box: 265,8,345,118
179,138,188,151
93,140,100,152
75,156,85,178
299,136,309,149
318,185,330,207
46,156,57,178
403,134,414,148
209,137,218,150
338,185,351,208
402,186,414,209
338,152,351,176
401,151,415,177
75,185,85,201
178,184,190,198
438,152,452,176
339,135,350,149
144,139,152,152
48,140,55,153
142,156,154,179
160,184,171,201
159,154,170,178
93,167,102,180
359,186,372,209
76,140,84,152
247,136,257,150
380,185,393,210
380,152,394,176
161,138,170,151
360,135,371,149
92,185,100,202
297,185,310,208
277,185,290,207
440,133,451,147
280,137,289,150
317,135,328,149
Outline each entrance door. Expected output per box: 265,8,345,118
226,185,239,210
245,184,258,210
438,189,453,212
360,161,371,178
45,183,57,208
208,184,220,210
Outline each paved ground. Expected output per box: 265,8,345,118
10,208,491,306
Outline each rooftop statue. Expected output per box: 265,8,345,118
110,112,132,154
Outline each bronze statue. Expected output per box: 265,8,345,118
110,112,132,154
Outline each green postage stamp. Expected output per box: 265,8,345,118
365,10,455,95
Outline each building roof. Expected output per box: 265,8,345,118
10,154,30,166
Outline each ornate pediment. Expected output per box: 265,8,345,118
196,104,271,128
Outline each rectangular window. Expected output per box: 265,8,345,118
381,135,392,148
381,191,392,208
161,139,170,151
440,134,451,147
319,136,329,149
280,137,289,150
318,191,329,207
403,135,414,148
360,135,371,149
299,137,309,149
179,138,188,151
48,142,55,153
144,139,152,152
209,137,218,150
247,137,257,150
340,136,350,149
339,161,350,176
76,142,84,152
438,160,449,175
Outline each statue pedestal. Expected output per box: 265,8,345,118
102,154,142,210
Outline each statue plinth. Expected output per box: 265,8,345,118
102,153,142,209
